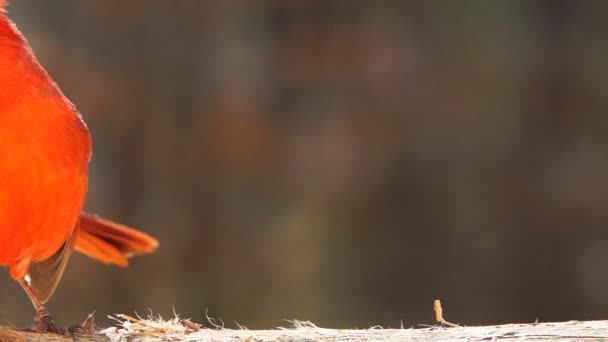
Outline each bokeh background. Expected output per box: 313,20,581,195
2,0,608,329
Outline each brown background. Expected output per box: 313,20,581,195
2,0,608,329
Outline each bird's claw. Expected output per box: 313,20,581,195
27,308,61,333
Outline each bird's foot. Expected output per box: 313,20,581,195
27,307,61,333
26,310,96,336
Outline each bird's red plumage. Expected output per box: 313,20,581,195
0,8,92,281
0,1,157,318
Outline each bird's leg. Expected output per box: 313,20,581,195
18,278,60,333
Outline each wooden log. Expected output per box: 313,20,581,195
1,317,607,341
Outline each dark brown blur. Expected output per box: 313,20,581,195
2,0,608,329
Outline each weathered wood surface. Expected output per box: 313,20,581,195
1,318,608,341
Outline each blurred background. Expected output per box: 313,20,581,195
2,0,608,329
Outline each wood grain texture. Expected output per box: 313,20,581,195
0,325,108,342
1,319,607,341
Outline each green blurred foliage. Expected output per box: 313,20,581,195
2,0,608,329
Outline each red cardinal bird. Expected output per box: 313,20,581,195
0,1,158,332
